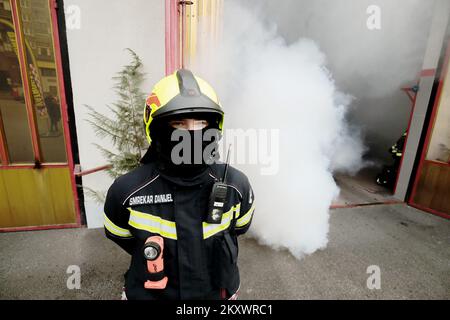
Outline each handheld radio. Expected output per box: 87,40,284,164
206,145,231,224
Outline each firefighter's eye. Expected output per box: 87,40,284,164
169,119,209,130
190,120,209,130
169,120,185,129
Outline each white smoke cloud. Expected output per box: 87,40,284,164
249,0,435,99
247,0,436,160
193,1,366,258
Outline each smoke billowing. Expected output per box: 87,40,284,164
249,0,435,160
193,1,366,258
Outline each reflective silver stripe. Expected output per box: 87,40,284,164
128,208,177,240
209,172,219,180
104,213,133,238
202,204,240,239
203,211,233,239
234,203,241,218
122,175,160,205
226,184,243,199
236,203,255,228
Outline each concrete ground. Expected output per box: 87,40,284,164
332,167,397,207
0,203,449,299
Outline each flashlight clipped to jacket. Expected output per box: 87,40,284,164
143,236,168,289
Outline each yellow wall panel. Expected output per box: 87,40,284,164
0,173,13,226
48,169,76,224
0,167,76,228
2,170,34,226
413,162,450,214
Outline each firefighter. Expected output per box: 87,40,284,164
376,131,407,189
104,69,255,300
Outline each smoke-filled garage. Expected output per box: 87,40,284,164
193,0,450,215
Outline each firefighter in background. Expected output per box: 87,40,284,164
376,131,407,190
104,69,255,300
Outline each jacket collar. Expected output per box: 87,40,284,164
157,166,215,187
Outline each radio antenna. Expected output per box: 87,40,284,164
222,144,232,183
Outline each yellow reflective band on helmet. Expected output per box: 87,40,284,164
127,208,177,240
144,73,181,144
104,213,133,238
144,70,224,145
203,204,240,239
196,75,224,131
236,203,255,228
152,73,181,108
195,76,219,105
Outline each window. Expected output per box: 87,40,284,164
0,0,68,164
4,42,12,51
0,1,34,163
41,68,56,77
3,1,11,11
18,0,67,163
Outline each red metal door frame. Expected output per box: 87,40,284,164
407,41,450,220
0,111,8,164
49,0,81,227
0,0,82,232
165,0,181,75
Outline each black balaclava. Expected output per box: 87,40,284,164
142,112,221,178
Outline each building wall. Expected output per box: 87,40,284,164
64,0,165,228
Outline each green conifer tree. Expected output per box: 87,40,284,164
83,49,147,202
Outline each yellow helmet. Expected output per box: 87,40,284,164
144,69,224,145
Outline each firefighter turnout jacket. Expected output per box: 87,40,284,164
104,161,255,300
390,131,407,158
